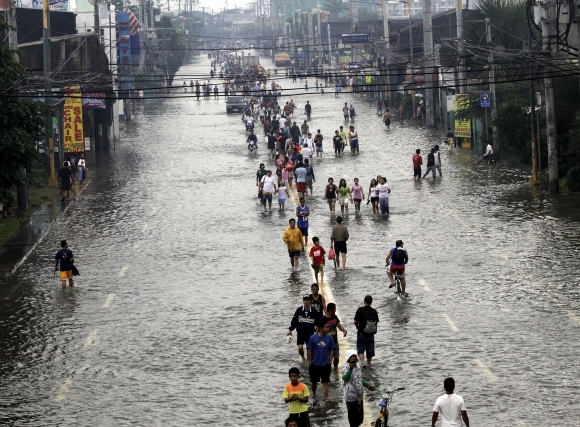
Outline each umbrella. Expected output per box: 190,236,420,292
415,93,424,97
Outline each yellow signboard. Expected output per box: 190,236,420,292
63,86,84,152
454,94,471,138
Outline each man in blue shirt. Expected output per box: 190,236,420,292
54,240,74,290
307,317,336,399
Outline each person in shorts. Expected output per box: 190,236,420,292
386,239,409,297
314,130,324,158
330,216,349,270
283,367,311,427
54,240,74,290
307,317,335,399
282,218,305,270
309,237,326,285
287,295,321,359
353,295,378,367
324,303,347,368
296,197,310,246
304,159,315,195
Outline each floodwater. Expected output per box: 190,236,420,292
1,54,580,426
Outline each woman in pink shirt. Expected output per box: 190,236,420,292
349,178,365,212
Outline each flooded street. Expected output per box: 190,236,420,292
1,54,580,426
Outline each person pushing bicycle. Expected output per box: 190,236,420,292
386,240,409,297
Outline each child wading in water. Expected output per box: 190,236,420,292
309,236,326,285
277,180,288,210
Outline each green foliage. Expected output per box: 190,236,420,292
565,167,580,192
157,15,186,80
0,21,47,200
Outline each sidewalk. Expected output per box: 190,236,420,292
0,184,88,277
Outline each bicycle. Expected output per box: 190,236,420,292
371,387,404,427
386,264,403,301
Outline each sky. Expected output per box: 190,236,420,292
196,0,251,14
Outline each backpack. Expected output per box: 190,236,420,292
392,247,406,264
363,307,378,334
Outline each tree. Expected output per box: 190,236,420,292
157,15,186,83
0,22,47,207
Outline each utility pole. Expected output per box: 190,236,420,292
455,0,466,94
307,0,313,71
529,26,539,185
423,0,435,127
540,1,559,194
43,0,56,187
381,0,391,106
485,18,498,158
8,0,28,213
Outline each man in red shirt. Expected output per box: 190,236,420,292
309,236,326,284
413,149,423,180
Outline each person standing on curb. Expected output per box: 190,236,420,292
282,218,305,270
353,295,378,367
342,349,376,426
431,377,470,427
296,197,310,246
287,295,320,359
307,317,335,399
77,154,87,184
54,240,74,290
282,367,310,427
330,216,349,270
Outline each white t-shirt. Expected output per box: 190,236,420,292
278,186,288,199
433,393,466,427
486,144,493,155
377,183,390,199
301,147,312,159
279,117,287,128
261,175,277,193
305,138,314,151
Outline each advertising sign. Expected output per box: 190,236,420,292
82,91,107,110
63,86,84,153
17,0,68,10
454,94,471,138
118,12,134,94
341,34,370,44
480,90,491,108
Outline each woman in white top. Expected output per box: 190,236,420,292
368,179,379,214
376,177,391,215
77,154,86,182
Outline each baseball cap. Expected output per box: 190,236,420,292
303,294,312,300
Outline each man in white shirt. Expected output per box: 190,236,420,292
301,143,312,163
474,142,493,164
304,133,314,152
279,116,287,129
260,170,277,212
431,377,469,427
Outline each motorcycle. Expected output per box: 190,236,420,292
248,140,258,154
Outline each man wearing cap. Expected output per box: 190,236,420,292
287,294,321,359
282,218,305,270
260,170,277,212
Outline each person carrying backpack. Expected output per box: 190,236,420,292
353,295,379,368
386,240,409,297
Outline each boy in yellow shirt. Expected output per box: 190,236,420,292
282,367,310,427
282,218,305,271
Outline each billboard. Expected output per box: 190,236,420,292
454,94,471,138
17,0,69,10
342,34,370,44
117,12,134,94
82,91,106,110
63,86,84,152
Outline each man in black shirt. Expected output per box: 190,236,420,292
304,101,312,119
54,240,74,290
287,295,321,359
58,161,73,201
290,122,301,140
332,130,343,157
354,295,379,367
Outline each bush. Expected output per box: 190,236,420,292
565,166,580,192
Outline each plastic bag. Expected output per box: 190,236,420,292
328,249,335,260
